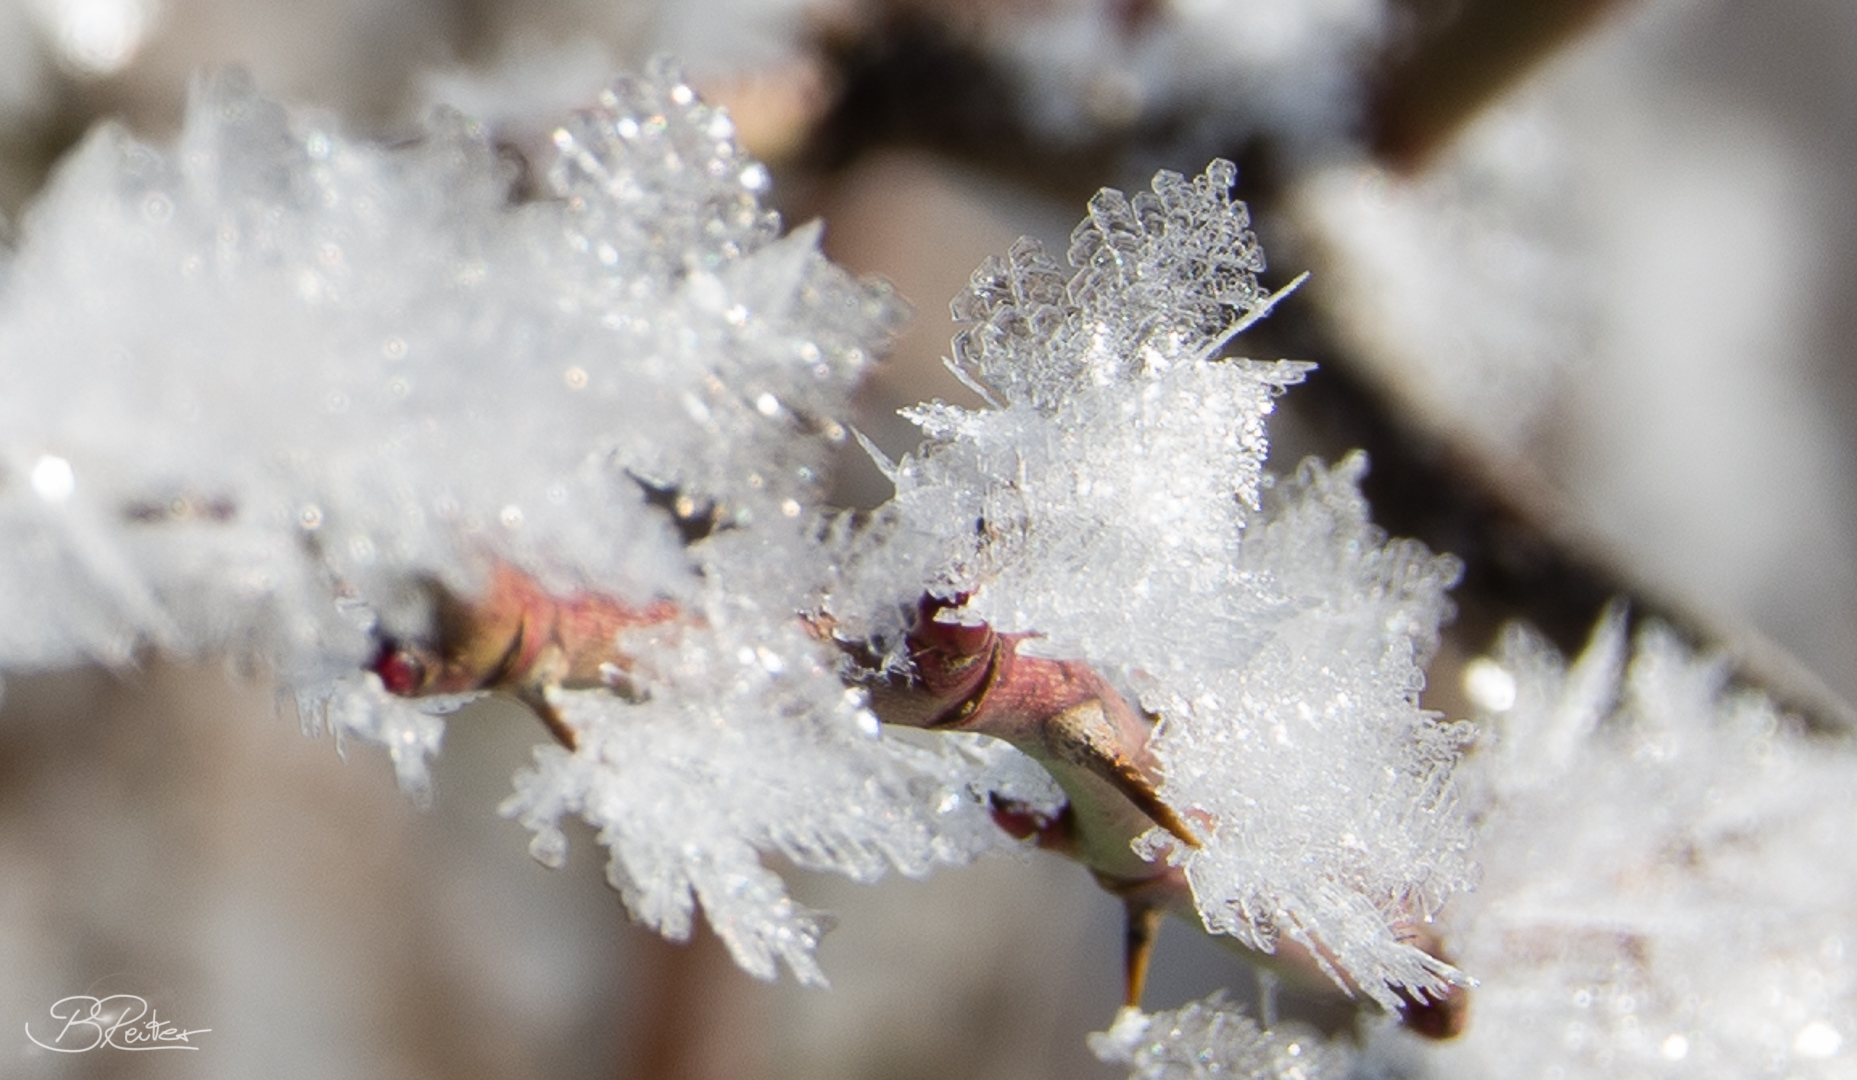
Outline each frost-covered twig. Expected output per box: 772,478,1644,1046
857,590,1469,1033
0,55,1472,1054
0,60,1042,985
827,157,1477,1015
1369,0,1632,171
371,562,678,747
791,2,1857,742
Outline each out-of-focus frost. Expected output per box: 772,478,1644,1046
995,0,1387,157
23,0,159,76
1405,612,1857,1079
0,60,878,682
0,1,54,131
1298,94,1592,454
0,60,1043,981
1089,994,1353,1080
648,0,821,79
839,160,1475,1007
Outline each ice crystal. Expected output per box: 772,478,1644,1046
1089,994,1353,1080
845,162,1475,1006
1412,612,1857,1079
1138,456,1472,1009
947,159,1278,413
498,599,1057,985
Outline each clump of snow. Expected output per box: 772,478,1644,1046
1409,611,1857,1079
840,160,1475,1007
1089,994,1353,1080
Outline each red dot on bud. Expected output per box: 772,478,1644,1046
373,645,428,697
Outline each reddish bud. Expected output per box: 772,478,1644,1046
988,793,1077,855
372,640,430,697
1398,984,1470,1040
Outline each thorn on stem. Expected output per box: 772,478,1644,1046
1123,901,1166,1008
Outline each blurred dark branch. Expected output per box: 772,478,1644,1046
800,7,1120,204
1371,0,1632,171
797,0,1637,196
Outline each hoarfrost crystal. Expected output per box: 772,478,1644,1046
0,60,884,680
847,161,1476,1006
498,606,1050,985
1089,993,1353,1080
